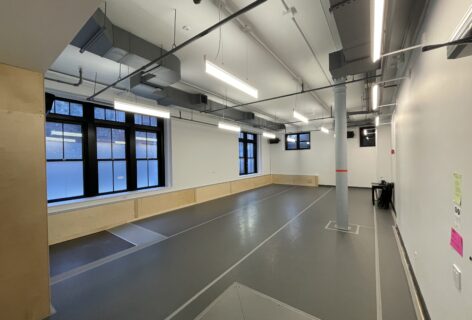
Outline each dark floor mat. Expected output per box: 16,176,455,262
49,231,134,277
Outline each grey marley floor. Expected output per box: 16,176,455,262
48,185,416,320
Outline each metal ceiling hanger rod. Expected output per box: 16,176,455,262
86,0,268,101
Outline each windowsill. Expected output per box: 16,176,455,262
238,172,260,178
48,186,171,215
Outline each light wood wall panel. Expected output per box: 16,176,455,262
48,200,135,244
0,64,50,319
137,189,196,218
272,174,319,187
195,182,231,203
230,175,271,193
49,175,274,244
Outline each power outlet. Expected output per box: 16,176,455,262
453,264,461,291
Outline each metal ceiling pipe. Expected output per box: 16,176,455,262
334,77,349,230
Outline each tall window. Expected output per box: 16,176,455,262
46,121,84,201
96,127,127,193
360,126,376,147
136,131,159,188
45,97,165,202
239,132,257,175
285,132,311,150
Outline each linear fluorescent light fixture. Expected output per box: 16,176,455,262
114,99,170,119
372,0,385,62
293,110,309,123
320,127,330,134
205,60,258,98
218,122,241,132
263,132,276,139
372,84,379,110
375,116,380,127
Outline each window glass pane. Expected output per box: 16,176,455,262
137,160,148,188
148,160,159,186
113,160,127,191
150,117,157,127
97,127,111,159
54,100,69,115
239,132,244,139
239,159,245,174
239,142,244,157
63,124,82,159
247,143,254,158
300,141,310,149
136,131,147,158
94,107,105,120
98,161,113,193
46,122,63,160
247,133,254,140
70,103,83,117
299,133,310,141
105,109,116,121
134,114,142,125
248,159,255,174
147,132,158,158
286,134,297,150
46,161,83,200
116,111,126,123
142,115,150,126
112,129,126,159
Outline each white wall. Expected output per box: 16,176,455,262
169,117,271,191
270,128,379,187
393,1,472,319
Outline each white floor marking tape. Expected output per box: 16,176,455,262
50,185,298,285
163,188,333,320
373,206,383,320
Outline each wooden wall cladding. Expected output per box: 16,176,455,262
195,182,231,203
137,188,196,219
0,64,50,319
272,174,319,187
48,200,135,244
48,175,273,244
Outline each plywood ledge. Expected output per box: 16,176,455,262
48,175,272,245
271,174,319,187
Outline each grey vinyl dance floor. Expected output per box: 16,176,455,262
48,185,416,320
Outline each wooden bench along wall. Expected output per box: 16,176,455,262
48,174,318,245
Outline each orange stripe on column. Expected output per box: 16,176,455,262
336,169,348,172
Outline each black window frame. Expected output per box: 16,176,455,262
359,126,376,147
285,132,311,150
239,132,258,176
45,96,165,203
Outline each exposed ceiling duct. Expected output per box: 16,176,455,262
71,9,180,88
69,8,284,131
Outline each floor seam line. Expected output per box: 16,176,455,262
163,188,333,320
169,185,298,238
50,185,298,285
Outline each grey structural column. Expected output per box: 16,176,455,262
334,77,349,230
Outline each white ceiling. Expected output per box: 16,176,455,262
0,0,100,73
49,0,367,127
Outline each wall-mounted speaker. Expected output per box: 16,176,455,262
347,131,355,139
269,138,280,144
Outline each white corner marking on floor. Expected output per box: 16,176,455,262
163,188,333,320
